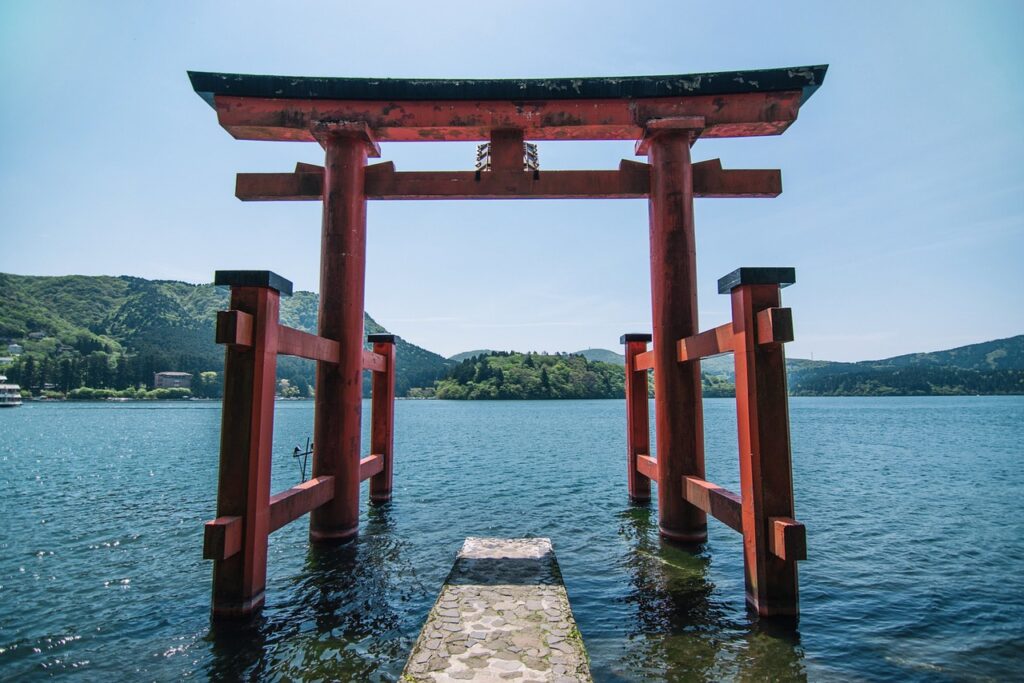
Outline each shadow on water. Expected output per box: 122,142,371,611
207,615,271,681
206,504,420,682
615,504,807,682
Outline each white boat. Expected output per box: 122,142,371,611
0,374,23,408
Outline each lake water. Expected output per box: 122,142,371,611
0,397,1022,681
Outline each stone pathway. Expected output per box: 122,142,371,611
401,538,591,682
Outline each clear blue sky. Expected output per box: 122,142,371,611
1,1,1021,361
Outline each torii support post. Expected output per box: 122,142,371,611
644,120,707,543
206,270,290,618
309,123,378,543
368,333,396,503
621,333,652,502
723,267,801,617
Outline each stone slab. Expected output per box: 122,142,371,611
401,538,591,682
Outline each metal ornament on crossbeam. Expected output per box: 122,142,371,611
292,437,313,483
474,142,540,173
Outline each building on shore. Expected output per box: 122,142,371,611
154,371,192,389
7,343,23,356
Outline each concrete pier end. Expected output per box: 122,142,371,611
402,538,591,682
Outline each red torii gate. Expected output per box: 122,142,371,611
190,65,827,620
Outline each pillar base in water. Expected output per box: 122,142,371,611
659,525,708,544
210,591,265,620
403,538,592,681
308,526,358,543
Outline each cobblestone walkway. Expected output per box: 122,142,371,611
402,538,591,682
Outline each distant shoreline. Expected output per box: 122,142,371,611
13,393,1022,405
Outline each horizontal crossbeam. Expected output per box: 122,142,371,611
215,310,345,364
362,349,388,373
636,454,659,480
359,454,384,481
756,307,794,345
677,323,735,362
633,350,655,371
269,475,336,534
215,310,253,347
203,515,242,560
203,477,338,560
213,91,803,143
278,325,340,363
235,159,780,201
769,517,807,561
682,476,743,533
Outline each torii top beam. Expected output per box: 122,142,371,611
187,66,827,143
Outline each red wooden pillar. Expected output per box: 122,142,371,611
644,122,707,542
621,333,652,502
208,270,291,618
309,122,379,542
368,333,396,503
722,267,800,617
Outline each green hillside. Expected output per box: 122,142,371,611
431,351,735,400
434,352,624,399
448,349,496,363
866,335,1024,371
443,336,1024,398
575,348,625,365
0,273,451,397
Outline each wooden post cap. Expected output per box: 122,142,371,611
367,333,396,344
214,270,293,296
620,333,653,344
717,267,795,294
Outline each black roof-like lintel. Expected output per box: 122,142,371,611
188,65,828,109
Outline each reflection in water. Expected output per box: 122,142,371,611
206,504,423,682
617,505,807,682
207,614,270,681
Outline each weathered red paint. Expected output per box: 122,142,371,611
359,454,384,480
489,129,526,171
623,339,652,502
277,324,341,363
646,126,707,543
362,349,387,373
682,476,743,534
210,285,279,618
215,309,254,347
635,454,659,482
268,475,335,533
309,130,372,544
369,339,396,503
633,349,655,371
676,323,735,362
213,91,803,143
755,307,794,345
234,160,780,202
769,517,807,562
731,282,800,616
203,515,242,561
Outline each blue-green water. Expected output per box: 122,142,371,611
1,397,1022,681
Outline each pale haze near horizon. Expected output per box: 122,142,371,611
1,1,1021,361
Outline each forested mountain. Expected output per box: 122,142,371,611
786,335,1024,396
447,336,1024,397
3,272,1020,399
0,273,451,397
